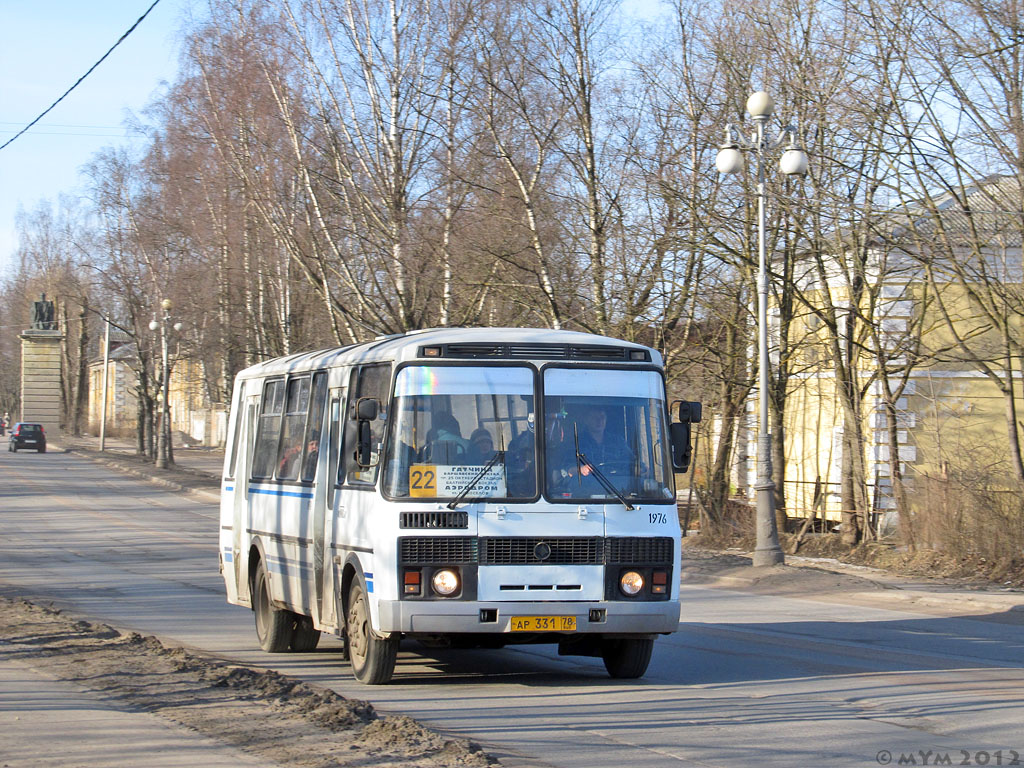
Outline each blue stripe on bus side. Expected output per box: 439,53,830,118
249,486,314,499
365,572,373,593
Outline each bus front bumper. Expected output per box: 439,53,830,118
376,599,680,635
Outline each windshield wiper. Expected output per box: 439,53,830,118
447,449,505,510
572,424,635,511
575,450,635,511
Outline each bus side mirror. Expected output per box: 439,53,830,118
670,401,702,472
355,397,380,467
677,401,702,424
356,397,379,421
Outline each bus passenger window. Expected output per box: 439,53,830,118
276,376,311,480
251,380,285,478
226,381,245,478
300,372,328,482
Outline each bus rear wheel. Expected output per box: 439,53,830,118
346,580,397,684
254,560,293,652
601,638,654,679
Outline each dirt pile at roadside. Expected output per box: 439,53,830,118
0,596,496,768
680,545,891,596
684,531,1024,588
791,536,1024,587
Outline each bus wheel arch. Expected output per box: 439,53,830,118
246,542,266,606
338,558,360,623
339,560,397,684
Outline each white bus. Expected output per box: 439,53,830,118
219,327,700,684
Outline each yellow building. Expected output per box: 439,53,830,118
88,334,227,446
768,175,1022,527
88,330,138,436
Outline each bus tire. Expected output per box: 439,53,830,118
601,638,654,679
291,615,321,652
346,580,397,684
254,560,293,652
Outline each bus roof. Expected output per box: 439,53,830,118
235,327,662,379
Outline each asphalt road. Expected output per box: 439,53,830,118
2,448,1023,768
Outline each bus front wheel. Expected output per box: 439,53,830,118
346,580,397,684
601,638,654,679
254,560,293,652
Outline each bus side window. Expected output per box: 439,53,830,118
343,364,391,485
226,381,245,479
251,379,285,479
275,376,311,481
328,392,343,502
299,372,328,483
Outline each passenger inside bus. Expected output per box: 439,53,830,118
301,434,320,480
423,412,469,464
549,405,636,493
278,442,303,478
468,427,496,464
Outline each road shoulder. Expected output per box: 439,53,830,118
0,654,279,768
681,545,1024,623
0,596,495,768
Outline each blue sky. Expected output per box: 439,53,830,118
0,0,196,276
0,0,664,279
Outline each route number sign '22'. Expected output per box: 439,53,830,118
408,464,506,498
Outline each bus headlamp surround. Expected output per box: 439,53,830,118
619,570,644,596
431,568,460,596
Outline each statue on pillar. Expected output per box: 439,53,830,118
30,293,56,330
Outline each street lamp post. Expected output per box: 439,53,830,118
716,91,809,567
149,299,183,470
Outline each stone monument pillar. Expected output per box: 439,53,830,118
19,294,63,442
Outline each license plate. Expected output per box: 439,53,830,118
23,440,36,444
510,615,576,632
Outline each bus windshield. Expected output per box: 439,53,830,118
383,365,537,500
542,368,674,503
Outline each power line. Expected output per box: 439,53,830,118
0,0,162,154
0,121,140,130
0,129,147,139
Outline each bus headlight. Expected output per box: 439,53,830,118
431,568,460,596
619,570,644,596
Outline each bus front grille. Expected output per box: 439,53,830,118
398,536,673,566
399,536,479,564
606,536,674,565
480,537,604,565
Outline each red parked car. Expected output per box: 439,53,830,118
8,423,46,453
